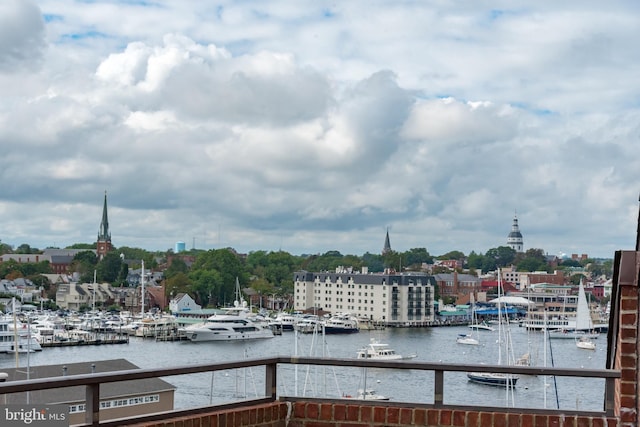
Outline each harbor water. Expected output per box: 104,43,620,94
0,324,607,411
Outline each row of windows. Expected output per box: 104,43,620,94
69,394,160,413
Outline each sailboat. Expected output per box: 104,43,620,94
467,270,518,388
457,293,480,345
549,280,599,340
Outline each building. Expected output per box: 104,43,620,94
0,249,96,275
96,191,113,260
1,359,175,426
433,272,482,300
55,282,115,311
293,268,435,326
506,213,524,252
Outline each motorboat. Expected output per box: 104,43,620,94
181,303,274,342
468,320,495,331
576,336,596,350
355,389,390,400
456,333,480,346
0,316,42,353
323,313,359,334
548,329,599,340
356,338,416,360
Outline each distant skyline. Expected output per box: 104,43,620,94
1,1,639,258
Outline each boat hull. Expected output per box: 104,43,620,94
467,372,518,387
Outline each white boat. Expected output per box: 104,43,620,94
354,388,390,400
460,294,482,344
181,279,274,342
548,329,599,340
0,317,42,353
323,313,359,334
356,338,417,360
468,320,495,331
456,333,480,346
576,336,596,350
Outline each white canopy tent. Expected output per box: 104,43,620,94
488,296,535,306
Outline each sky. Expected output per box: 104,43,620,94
0,1,639,259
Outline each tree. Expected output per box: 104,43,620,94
466,251,484,270
70,251,98,282
438,250,465,261
189,249,247,306
165,272,192,299
97,251,124,283
165,257,189,279
67,243,96,250
15,243,39,254
362,252,384,272
402,248,433,268
485,246,517,268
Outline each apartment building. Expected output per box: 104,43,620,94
293,268,436,326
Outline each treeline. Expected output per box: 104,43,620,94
0,243,612,308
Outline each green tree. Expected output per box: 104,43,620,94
165,257,189,279
165,272,192,299
15,243,39,254
96,251,124,283
362,252,384,272
485,246,517,268
401,248,433,269
466,251,484,270
437,250,465,260
189,249,246,306
67,243,96,250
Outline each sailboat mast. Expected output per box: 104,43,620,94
141,260,145,317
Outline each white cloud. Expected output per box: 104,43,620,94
0,1,638,259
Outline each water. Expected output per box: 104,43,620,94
0,325,607,411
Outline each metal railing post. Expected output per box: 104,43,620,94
265,361,277,400
85,383,100,426
434,368,444,407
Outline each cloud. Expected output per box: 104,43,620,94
0,0,46,72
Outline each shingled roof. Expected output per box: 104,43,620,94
0,358,175,405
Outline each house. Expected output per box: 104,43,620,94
0,359,175,426
55,283,116,311
169,293,201,314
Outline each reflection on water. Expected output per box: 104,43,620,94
0,324,607,411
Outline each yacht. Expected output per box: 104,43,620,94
181,303,274,342
323,313,359,334
0,317,42,353
356,338,416,360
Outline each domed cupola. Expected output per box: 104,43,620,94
506,213,524,252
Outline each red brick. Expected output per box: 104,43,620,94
576,416,592,427
414,408,427,425
480,412,492,427
591,417,605,427
374,406,386,423
620,327,637,340
452,410,466,426
304,422,335,427
440,409,453,425
319,403,332,420
534,414,547,427
467,411,480,427
427,409,439,425
493,412,506,427
334,404,346,421
387,407,400,424
306,403,319,419
400,408,413,424
507,413,520,427
521,413,534,427
360,406,373,423
345,404,359,421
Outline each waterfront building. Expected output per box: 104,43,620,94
433,272,482,300
96,191,113,260
293,268,435,326
55,282,115,311
506,213,524,252
0,359,175,425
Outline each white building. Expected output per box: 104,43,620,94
506,213,524,252
169,293,201,314
293,268,435,326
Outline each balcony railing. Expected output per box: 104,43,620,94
0,356,619,427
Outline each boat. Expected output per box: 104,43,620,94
456,333,480,346
459,294,482,344
0,318,42,353
468,320,495,332
548,329,599,340
322,313,359,334
576,336,596,350
181,278,274,342
356,338,417,360
354,388,390,400
467,270,518,389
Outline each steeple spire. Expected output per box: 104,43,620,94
98,191,110,241
382,228,391,255
96,191,113,260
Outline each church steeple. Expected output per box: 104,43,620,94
96,191,113,259
382,228,391,255
506,212,523,253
